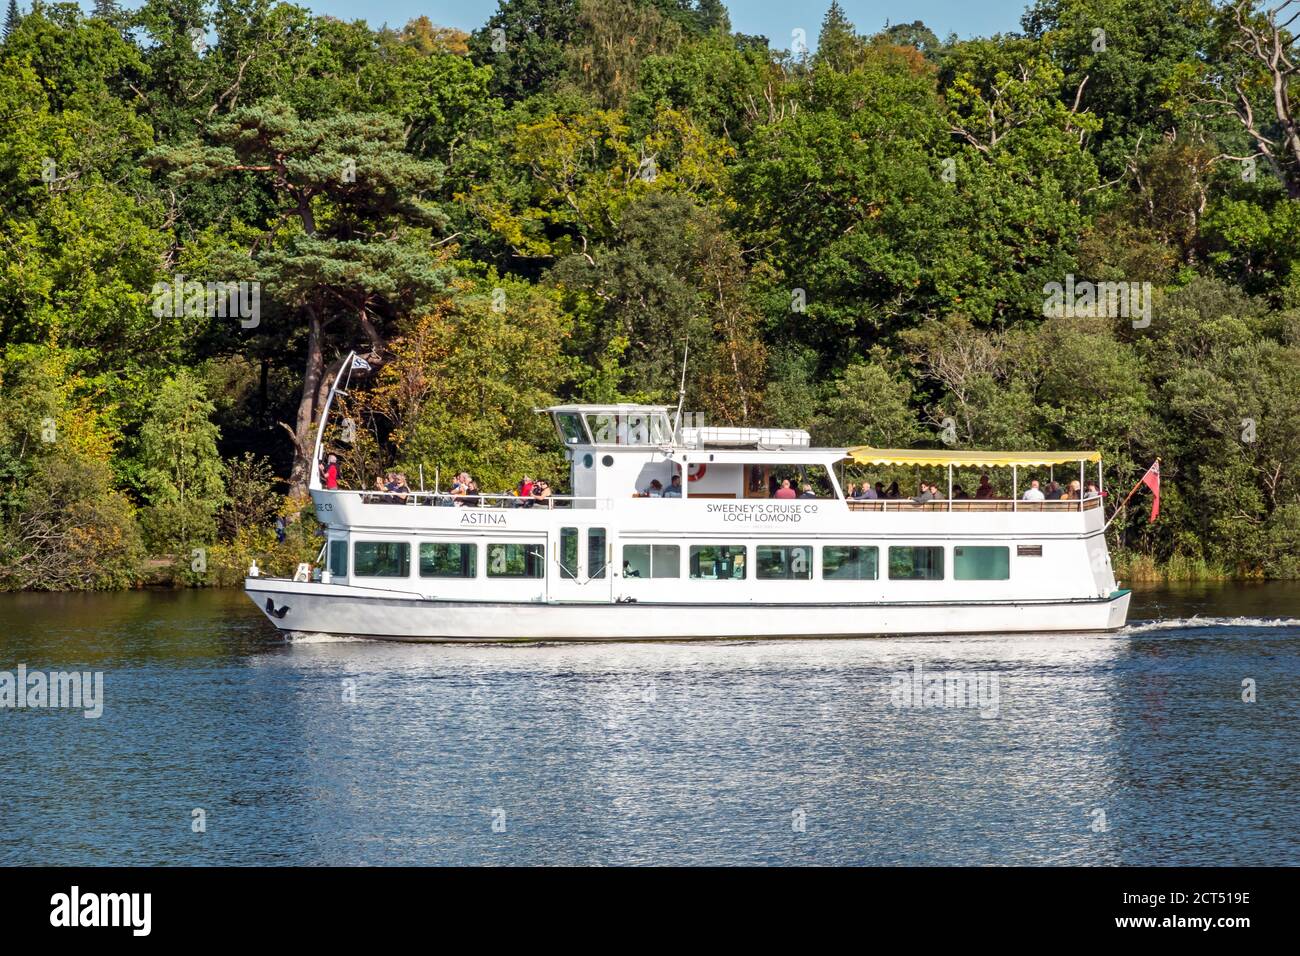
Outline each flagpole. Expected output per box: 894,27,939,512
1104,458,1160,531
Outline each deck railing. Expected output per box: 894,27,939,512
321,488,1104,513
324,489,603,509
846,497,1103,513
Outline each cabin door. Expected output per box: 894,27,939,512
548,526,613,603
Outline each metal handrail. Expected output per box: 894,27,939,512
845,497,1104,513
320,488,604,509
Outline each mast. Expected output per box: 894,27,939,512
309,351,356,491
671,342,689,441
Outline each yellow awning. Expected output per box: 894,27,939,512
847,447,1101,467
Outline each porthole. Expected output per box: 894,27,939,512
602,454,614,467
583,453,594,468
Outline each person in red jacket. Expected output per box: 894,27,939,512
319,454,339,489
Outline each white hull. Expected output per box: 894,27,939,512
246,578,1131,642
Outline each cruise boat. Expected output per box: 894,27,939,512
245,360,1131,641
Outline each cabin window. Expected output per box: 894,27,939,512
954,546,1010,580
559,527,579,579
328,540,348,577
689,545,747,580
555,413,587,445
756,545,813,580
487,543,545,578
622,545,679,578
888,546,944,581
419,542,476,578
822,545,878,580
588,528,607,579
353,541,410,578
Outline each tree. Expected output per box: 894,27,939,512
3,0,19,43
350,273,575,492
0,344,143,591
566,0,683,108
815,1,860,70
137,370,228,551
469,0,580,101
154,99,451,496
550,192,765,416
1197,0,1300,198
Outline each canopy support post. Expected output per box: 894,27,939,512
947,464,952,512
1013,465,1018,511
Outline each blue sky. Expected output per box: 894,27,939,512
85,1,1034,47
305,1,1032,44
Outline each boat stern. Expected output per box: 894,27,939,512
1106,588,1132,630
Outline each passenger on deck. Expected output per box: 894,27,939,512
393,472,411,503
450,471,471,505
319,454,339,490
1044,481,1063,500
516,475,535,508
642,479,664,498
1068,480,1081,498
774,479,797,500
798,483,817,499
531,480,552,506
846,482,859,499
1022,479,1045,502
871,482,885,499
953,484,970,500
664,475,683,498
1084,481,1100,499
975,474,995,499
462,478,480,507
912,482,935,505
885,481,901,499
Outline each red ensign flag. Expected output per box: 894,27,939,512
1141,460,1161,522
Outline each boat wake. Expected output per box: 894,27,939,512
281,631,368,645
1122,615,1300,634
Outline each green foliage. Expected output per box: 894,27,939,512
2,0,1300,584
137,370,227,552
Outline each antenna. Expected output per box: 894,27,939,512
671,341,690,440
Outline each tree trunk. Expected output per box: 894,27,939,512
287,304,324,499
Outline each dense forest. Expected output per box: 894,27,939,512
1,0,1299,589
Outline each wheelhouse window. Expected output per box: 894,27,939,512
622,545,680,578
689,545,747,580
823,545,878,580
888,546,944,580
487,543,545,578
954,546,1010,580
554,412,588,446
328,539,348,577
756,545,812,580
419,542,476,578
353,541,410,577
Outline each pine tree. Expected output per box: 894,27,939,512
93,0,119,21
816,1,860,70
3,0,21,43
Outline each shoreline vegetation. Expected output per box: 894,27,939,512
3,0,1300,592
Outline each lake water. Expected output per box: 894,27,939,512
2,584,1298,865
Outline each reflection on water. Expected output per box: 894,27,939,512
1,584,1297,865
